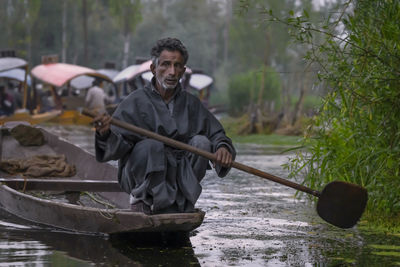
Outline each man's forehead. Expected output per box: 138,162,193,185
159,50,184,62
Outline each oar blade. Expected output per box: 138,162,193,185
316,181,368,229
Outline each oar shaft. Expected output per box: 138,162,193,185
83,109,321,198
232,161,320,197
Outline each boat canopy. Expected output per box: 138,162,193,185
141,71,153,82
189,73,213,91
0,57,28,72
113,60,152,84
70,68,119,90
31,63,112,87
0,68,32,85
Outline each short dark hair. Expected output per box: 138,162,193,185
92,78,101,86
151,37,189,65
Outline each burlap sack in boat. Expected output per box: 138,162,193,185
10,124,45,146
0,154,76,177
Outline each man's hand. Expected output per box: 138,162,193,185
213,146,233,168
93,113,112,136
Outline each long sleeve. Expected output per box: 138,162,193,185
95,130,133,162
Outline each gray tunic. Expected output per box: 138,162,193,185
95,80,236,213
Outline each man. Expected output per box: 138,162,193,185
93,37,235,214
85,79,107,114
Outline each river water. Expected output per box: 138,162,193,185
0,124,399,266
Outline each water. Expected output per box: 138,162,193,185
1,124,399,266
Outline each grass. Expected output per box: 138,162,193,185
220,115,304,147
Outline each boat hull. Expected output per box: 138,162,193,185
0,185,205,234
47,110,93,125
0,110,61,125
0,126,205,235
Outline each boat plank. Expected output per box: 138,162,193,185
0,178,122,192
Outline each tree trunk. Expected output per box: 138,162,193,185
257,65,266,107
211,24,217,73
26,19,32,64
122,32,131,69
61,0,67,63
24,1,32,64
253,30,271,132
292,71,309,126
222,0,231,64
82,0,88,65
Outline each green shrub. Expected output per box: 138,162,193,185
275,0,400,222
227,67,282,116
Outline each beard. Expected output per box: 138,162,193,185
156,76,178,91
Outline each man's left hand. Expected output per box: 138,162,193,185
213,147,233,168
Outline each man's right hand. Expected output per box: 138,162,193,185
93,113,112,136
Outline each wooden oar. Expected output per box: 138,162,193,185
82,109,368,229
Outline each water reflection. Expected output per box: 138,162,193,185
0,209,200,266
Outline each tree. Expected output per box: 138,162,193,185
267,0,400,224
229,0,320,133
24,0,41,63
228,66,282,134
109,0,142,68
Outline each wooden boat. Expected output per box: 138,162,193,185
69,67,119,115
187,73,213,108
0,123,205,235
71,68,119,91
0,68,32,86
0,109,61,125
30,59,116,125
0,55,61,125
46,109,93,125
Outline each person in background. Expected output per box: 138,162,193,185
8,82,22,110
0,84,15,116
85,79,108,114
36,84,55,113
92,37,236,215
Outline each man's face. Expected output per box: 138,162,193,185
151,50,186,91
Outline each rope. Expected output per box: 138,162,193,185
82,191,116,209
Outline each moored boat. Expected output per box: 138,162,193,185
0,53,61,125
0,123,205,235
30,57,117,125
0,109,61,125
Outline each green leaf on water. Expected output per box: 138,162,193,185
329,257,355,264
369,244,400,250
372,251,400,257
